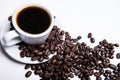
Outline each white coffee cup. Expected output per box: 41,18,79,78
3,3,54,46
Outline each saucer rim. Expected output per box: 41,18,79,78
0,17,58,64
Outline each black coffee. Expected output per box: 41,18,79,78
17,6,51,34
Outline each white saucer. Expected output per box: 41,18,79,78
0,17,61,64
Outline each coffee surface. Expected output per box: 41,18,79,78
17,6,51,34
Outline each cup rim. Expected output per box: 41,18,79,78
12,3,54,38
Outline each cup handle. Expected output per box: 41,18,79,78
3,30,22,46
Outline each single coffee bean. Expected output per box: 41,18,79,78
35,65,41,70
99,69,104,74
60,30,65,35
114,43,119,47
25,71,32,78
116,53,120,59
25,52,31,57
25,64,31,69
117,63,120,68
33,49,39,53
77,36,82,40
31,56,39,61
94,72,101,77
34,70,41,75
36,52,43,56
88,33,92,38
105,70,111,74
31,65,36,70
38,57,44,62
52,25,57,30
90,37,95,43
109,64,117,70
20,51,25,58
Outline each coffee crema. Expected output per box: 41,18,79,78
16,6,51,34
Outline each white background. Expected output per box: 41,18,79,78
0,0,120,80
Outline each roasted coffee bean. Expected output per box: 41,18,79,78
19,45,25,50
35,65,41,70
72,45,77,52
52,25,57,30
117,63,120,68
34,70,41,75
33,49,39,53
96,77,102,80
20,51,25,58
25,52,30,57
38,57,44,62
31,56,39,61
69,73,74,78
109,64,117,70
114,43,119,47
94,72,101,77
77,36,82,40
116,53,120,59
60,30,65,35
31,65,36,70
37,52,43,56
99,69,104,74
104,77,110,80
105,70,111,74
75,71,81,76
65,32,71,39
25,64,31,69
88,33,92,38
39,43,45,48
25,71,32,78
90,37,95,43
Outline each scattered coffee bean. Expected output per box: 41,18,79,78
114,43,119,47
25,71,32,78
77,36,82,40
116,53,120,59
24,64,31,69
117,63,120,68
109,64,117,70
105,70,111,74
90,37,95,43
88,32,92,38
94,72,101,77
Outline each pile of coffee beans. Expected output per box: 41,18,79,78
8,16,120,80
